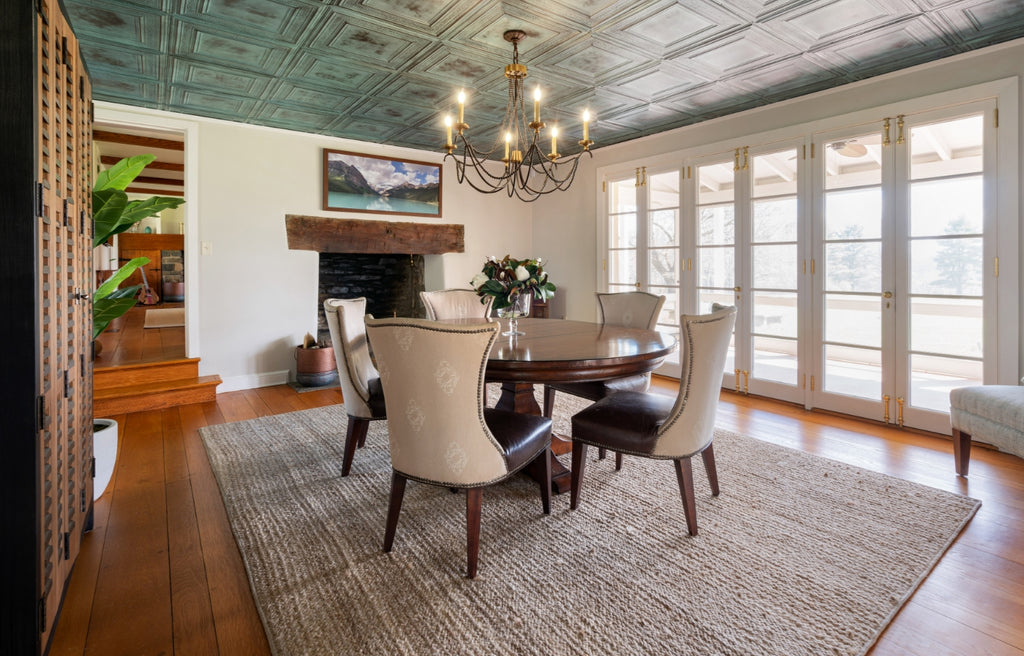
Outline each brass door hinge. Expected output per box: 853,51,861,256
883,118,891,146
994,256,999,277
994,108,999,128
602,180,607,193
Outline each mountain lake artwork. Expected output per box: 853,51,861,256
323,149,442,217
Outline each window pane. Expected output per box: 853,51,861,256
823,345,881,400
911,298,982,358
824,188,881,239
910,237,983,296
650,285,679,331
910,177,982,237
649,248,678,286
608,250,635,286
825,242,881,292
649,171,679,209
825,294,880,348
752,198,797,242
608,179,636,212
698,162,734,205
824,133,882,190
910,114,983,181
753,336,798,385
698,291,734,313
699,205,735,245
753,244,797,289
910,354,982,412
752,292,797,338
609,212,636,249
753,150,798,197
699,246,734,288
650,209,677,247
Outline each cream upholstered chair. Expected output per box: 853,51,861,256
365,317,552,578
324,298,386,477
949,385,1024,476
570,306,737,536
420,288,494,320
544,291,665,466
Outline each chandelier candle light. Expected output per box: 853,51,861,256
443,30,594,202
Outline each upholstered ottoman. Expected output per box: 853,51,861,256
949,385,1024,476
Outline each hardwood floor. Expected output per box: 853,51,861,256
95,303,185,367
52,381,1024,655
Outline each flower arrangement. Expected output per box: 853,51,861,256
471,255,555,310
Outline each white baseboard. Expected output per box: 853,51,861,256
218,370,290,393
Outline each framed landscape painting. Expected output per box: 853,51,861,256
322,149,442,217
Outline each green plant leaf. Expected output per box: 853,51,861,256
93,154,156,191
96,257,150,299
92,188,129,247
120,196,185,225
93,293,142,340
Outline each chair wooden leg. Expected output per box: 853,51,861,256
598,447,607,460
953,428,972,477
701,443,719,496
536,448,552,515
570,441,588,510
466,487,483,578
342,417,369,476
674,457,698,536
383,471,407,552
542,386,556,418
615,452,623,471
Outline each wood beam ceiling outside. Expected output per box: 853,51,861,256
127,186,184,197
93,129,184,151
100,154,184,172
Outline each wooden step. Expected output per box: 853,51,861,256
94,357,201,391
93,375,222,417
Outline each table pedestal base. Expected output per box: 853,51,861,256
495,381,572,494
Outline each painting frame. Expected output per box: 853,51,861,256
322,149,442,218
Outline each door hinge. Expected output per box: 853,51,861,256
994,256,999,277
80,353,86,374
90,457,96,478
37,395,46,432
810,143,815,159
63,532,71,560
63,369,71,398
36,182,44,218
39,593,48,634
802,144,806,160
802,374,806,390
810,375,815,391
602,180,606,193
994,108,999,129
602,258,607,271
81,488,87,513
80,208,85,233
63,199,69,228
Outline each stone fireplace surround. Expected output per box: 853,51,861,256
285,214,465,343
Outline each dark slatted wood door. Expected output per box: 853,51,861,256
0,0,93,651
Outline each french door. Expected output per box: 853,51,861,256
605,165,683,376
811,103,996,433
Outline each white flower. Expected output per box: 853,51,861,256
470,272,489,290
515,265,530,282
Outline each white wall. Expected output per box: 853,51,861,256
535,38,1024,326
97,103,532,391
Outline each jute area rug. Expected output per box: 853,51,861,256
143,307,184,328
199,393,979,656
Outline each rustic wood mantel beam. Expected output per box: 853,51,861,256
285,215,464,254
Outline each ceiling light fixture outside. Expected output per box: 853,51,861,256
442,30,594,202
831,140,868,157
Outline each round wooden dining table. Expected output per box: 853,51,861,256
482,317,678,492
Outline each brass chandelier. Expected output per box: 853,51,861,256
442,30,594,202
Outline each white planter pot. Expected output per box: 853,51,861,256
93,418,118,500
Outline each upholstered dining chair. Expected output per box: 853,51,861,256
420,288,494,320
324,298,387,477
365,317,552,578
569,305,737,537
544,291,665,467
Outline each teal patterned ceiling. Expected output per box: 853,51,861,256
64,0,1024,152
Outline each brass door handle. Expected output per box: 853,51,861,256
882,291,893,298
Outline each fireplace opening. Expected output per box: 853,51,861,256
316,253,426,344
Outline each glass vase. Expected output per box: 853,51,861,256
498,293,531,336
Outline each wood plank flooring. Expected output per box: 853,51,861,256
52,382,1024,655
94,303,185,367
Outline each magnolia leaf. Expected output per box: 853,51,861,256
95,257,151,299
94,154,156,191
92,189,129,247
